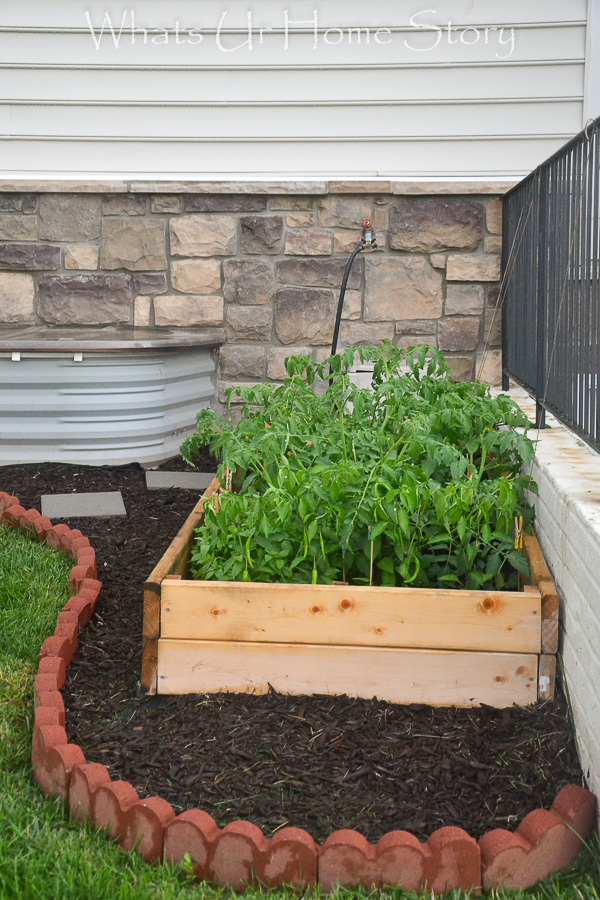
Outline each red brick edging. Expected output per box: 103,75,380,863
1,490,596,894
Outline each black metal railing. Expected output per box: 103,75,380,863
502,115,600,450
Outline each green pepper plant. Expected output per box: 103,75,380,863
181,343,536,590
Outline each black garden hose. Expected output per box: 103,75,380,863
330,242,365,361
329,218,376,380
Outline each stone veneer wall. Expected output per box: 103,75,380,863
0,188,503,409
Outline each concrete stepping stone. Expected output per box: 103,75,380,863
145,471,216,492
41,491,126,519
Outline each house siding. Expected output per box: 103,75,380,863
0,0,591,180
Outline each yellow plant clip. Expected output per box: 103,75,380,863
514,515,523,550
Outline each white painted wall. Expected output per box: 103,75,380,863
0,1,594,179
511,388,600,812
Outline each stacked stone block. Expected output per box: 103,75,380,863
0,188,504,405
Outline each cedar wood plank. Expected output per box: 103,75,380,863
161,580,542,653
158,640,539,708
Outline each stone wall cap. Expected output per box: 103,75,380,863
0,179,516,196
130,181,330,195
391,180,518,195
0,181,129,193
0,325,225,352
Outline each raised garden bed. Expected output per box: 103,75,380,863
143,345,561,708
142,477,559,707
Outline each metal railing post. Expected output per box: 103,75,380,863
535,168,548,429
501,194,510,392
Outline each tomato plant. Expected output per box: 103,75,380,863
182,344,536,590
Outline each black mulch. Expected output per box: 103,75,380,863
1,459,584,843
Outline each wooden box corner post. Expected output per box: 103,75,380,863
523,533,560,700
140,476,221,695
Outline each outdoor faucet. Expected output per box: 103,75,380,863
360,218,376,249
330,218,376,362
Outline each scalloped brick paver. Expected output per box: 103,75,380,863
480,784,597,890
164,811,318,888
319,825,481,893
69,764,112,822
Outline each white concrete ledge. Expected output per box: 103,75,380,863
509,386,600,808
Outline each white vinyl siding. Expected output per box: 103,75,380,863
0,0,594,180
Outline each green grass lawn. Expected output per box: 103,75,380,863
0,523,598,900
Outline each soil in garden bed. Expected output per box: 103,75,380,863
1,460,584,843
